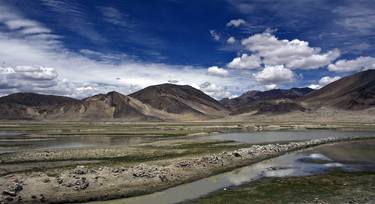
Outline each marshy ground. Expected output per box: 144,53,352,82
0,122,374,203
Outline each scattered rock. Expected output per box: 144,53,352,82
73,165,88,175
131,164,165,178
175,160,193,168
72,177,89,190
3,190,16,197
159,175,168,182
42,178,50,183
232,152,242,157
56,177,64,184
40,194,46,203
5,197,14,201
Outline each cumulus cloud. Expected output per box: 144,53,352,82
254,65,294,85
308,76,341,89
199,82,233,99
328,56,375,72
227,36,236,44
241,32,340,69
308,84,320,90
0,65,58,92
207,66,228,77
0,3,264,99
227,54,261,69
264,84,277,90
319,76,341,86
209,30,220,41
226,19,246,27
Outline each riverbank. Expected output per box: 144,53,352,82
191,171,375,204
1,136,373,203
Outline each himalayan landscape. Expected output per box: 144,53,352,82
0,70,375,203
0,0,375,203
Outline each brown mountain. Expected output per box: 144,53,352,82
0,93,80,120
221,87,313,114
73,91,166,121
129,83,229,118
0,92,176,121
303,70,375,110
0,84,229,121
1,70,374,121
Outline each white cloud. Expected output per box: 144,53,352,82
241,32,340,69
0,65,59,92
328,56,375,72
99,6,133,28
333,4,375,35
319,76,341,86
226,19,246,27
227,54,261,69
209,30,220,41
308,84,320,89
308,76,341,89
207,66,228,77
264,84,277,90
0,4,259,99
199,82,234,99
254,65,294,85
227,36,236,44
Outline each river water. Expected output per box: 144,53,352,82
89,139,375,204
1,130,374,154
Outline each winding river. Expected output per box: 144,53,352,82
87,132,375,204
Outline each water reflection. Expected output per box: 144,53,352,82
90,140,375,204
209,130,375,144
1,130,374,154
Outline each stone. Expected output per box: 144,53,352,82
56,177,63,184
40,194,46,203
159,175,168,182
72,178,89,190
3,190,16,197
232,152,241,157
42,178,50,183
73,166,88,175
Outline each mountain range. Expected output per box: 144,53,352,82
0,70,374,121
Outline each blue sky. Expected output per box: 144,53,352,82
0,0,374,99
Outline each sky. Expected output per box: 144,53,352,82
0,0,374,99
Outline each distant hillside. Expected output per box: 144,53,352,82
0,93,79,120
303,70,375,110
130,83,229,118
221,87,313,114
0,70,374,121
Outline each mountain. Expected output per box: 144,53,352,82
0,84,229,121
221,87,313,114
0,93,80,120
0,92,177,121
73,91,168,121
0,70,374,121
129,83,229,118
303,70,375,110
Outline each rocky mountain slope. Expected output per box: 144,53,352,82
303,70,375,110
0,70,374,121
0,84,229,121
220,87,313,114
130,83,229,118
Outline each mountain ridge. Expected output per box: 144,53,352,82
0,70,374,121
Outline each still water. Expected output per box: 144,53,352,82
89,139,375,204
1,130,374,154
